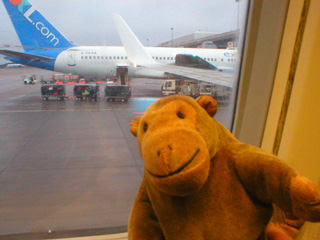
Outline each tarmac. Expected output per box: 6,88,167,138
0,67,232,239
0,67,164,239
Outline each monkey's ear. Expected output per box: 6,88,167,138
130,116,142,137
196,96,217,117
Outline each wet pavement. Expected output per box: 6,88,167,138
0,67,232,239
0,67,163,239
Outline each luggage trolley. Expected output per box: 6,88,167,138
105,84,132,102
74,84,99,101
41,84,66,101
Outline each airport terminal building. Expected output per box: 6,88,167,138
158,30,239,49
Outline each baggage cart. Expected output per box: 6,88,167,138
105,85,131,102
74,84,99,101
41,84,66,100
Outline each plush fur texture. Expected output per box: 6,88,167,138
129,95,320,240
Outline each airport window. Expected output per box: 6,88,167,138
0,0,281,238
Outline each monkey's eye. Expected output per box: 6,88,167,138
177,112,185,119
143,123,148,132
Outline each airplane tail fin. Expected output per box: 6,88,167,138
113,14,158,66
2,0,76,50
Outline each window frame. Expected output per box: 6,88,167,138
232,0,290,147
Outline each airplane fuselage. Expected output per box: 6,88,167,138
54,46,237,79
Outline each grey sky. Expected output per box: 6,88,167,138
0,0,248,47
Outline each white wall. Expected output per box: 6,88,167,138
262,0,320,185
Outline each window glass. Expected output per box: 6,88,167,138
0,0,250,238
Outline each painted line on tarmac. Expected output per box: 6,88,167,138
0,107,228,114
0,108,132,113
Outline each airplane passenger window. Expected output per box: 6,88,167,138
0,0,256,238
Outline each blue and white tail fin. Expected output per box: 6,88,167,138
2,0,76,50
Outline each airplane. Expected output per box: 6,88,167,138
0,0,236,87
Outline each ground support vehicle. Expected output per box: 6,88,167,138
161,79,231,105
74,84,99,101
161,79,199,97
41,84,66,100
105,84,132,102
23,75,37,84
199,83,231,105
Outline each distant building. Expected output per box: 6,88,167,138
158,30,239,49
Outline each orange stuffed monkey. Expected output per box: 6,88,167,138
129,95,320,240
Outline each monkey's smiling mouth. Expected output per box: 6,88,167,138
147,149,200,179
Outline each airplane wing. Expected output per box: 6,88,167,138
113,14,234,88
146,64,234,88
0,49,54,62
